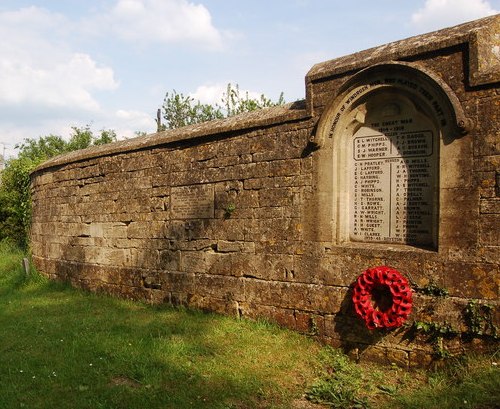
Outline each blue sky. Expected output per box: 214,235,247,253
0,0,498,158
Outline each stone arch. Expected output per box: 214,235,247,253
310,62,471,249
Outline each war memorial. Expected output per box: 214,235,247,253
31,15,499,367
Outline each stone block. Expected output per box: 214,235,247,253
180,251,211,274
258,187,293,207
408,349,435,369
158,250,180,270
238,302,296,328
252,207,284,219
439,188,479,248
216,240,255,253
89,223,104,238
158,271,195,293
443,262,499,299
441,136,473,189
206,253,242,276
243,279,274,305
127,221,163,239
195,274,244,300
358,346,390,365
479,197,500,214
188,295,239,316
479,214,500,246
209,219,246,241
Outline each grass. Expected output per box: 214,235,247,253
0,240,498,408
307,348,500,409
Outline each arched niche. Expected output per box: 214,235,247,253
311,62,471,250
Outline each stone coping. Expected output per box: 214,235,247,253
33,100,309,173
307,14,499,86
33,15,499,174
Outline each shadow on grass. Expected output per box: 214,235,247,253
0,270,305,409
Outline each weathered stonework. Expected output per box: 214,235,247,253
31,16,499,367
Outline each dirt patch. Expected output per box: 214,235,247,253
109,376,142,388
291,397,327,408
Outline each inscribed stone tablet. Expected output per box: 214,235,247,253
171,185,214,219
349,106,437,247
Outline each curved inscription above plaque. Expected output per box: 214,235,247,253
312,62,462,249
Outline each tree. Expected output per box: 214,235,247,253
0,127,117,248
221,83,285,117
160,83,285,130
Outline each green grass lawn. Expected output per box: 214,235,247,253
0,241,498,409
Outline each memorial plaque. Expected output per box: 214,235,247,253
171,185,214,219
349,108,437,246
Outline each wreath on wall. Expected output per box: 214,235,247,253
352,266,413,330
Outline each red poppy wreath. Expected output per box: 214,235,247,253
352,266,412,330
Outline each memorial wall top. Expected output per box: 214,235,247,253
32,101,309,174
306,15,499,87
31,15,498,177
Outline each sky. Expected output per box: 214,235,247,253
0,0,498,159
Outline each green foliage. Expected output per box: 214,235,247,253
463,300,498,339
15,134,67,161
223,203,236,218
220,83,285,117
409,300,498,360
161,83,285,130
418,283,449,297
0,240,26,292
0,127,117,248
161,90,224,129
411,321,459,359
412,321,458,337
0,156,36,248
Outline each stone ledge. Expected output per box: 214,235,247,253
32,100,309,174
306,15,500,87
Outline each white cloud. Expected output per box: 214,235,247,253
189,83,263,105
189,83,228,105
411,0,498,31
115,109,157,136
0,7,118,112
101,0,225,50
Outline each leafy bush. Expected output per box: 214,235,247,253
0,127,117,248
161,83,285,130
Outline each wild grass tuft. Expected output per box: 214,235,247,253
306,347,370,408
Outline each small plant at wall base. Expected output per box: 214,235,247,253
305,347,370,408
308,316,319,337
417,282,449,297
410,321,459,359
408,299,499,359
463,300,498,340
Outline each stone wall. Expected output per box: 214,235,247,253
31,16,499,367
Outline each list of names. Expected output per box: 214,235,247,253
350,119,436,246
